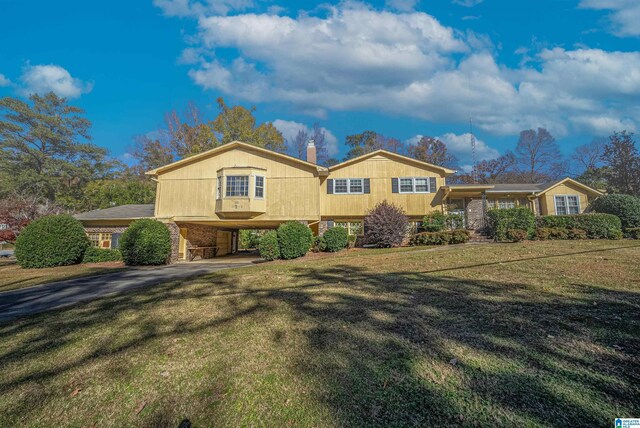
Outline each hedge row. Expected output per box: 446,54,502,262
536,214,622,239
409,230,470,246
486,208,536,241
259,221,314,261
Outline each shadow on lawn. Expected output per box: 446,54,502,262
1,245,639,426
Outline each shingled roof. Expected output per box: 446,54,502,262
74,204,155,221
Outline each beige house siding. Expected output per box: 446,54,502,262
539,182,592,215
321,153,447,218
154,145,322,222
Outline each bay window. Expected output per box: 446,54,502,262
226,176,249,197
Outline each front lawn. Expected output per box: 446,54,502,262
1,240,639,427
0,260,126,292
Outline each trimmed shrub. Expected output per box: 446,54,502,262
364,200,409,248
535,228,551,241
450,229,471,244
277,221,313,259
82,247,122,263
409,230,470,246
626,227,640,239
536,216,574,229
15,214,89,268
422,211,446,232
119,219,172,266
259,230,280,260
323,227,348,252
591,194,640,232
536,214,622,240
486,208,535,242
347,234,357,248
506,229,528,242
567,228,587,240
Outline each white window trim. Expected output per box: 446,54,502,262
333,178,365,195
554,194,581,215
398,177,431,194
254,174,266,199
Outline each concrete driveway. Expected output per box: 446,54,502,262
0,256,259,323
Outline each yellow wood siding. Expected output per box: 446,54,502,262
539,182,592,215
155,146,321,222
321,154,446,217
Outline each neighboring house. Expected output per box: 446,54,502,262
75,141,602,261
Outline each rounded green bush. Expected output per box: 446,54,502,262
15,214,89,268
323,227,349,252
82,247,122,263
277,221,313,259
259,230,280,261
119,219,171,266
591,194,640,232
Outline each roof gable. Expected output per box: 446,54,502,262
329,150,456,176
146,141,328,176
535,177,603,196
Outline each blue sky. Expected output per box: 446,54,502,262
1,0,638,167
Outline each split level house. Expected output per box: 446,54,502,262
76,140,603,261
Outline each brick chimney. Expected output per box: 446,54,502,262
306,139,317,164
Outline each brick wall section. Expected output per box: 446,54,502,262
184,224,218,247
318,221,329,236
465,198,485,230
164,222,180,263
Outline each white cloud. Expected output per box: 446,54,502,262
385,0,419,12
153,0,254,17
452,0,483,7
437,132,500,161
168,2,639,140
272,119,339,157
579,0,640,37
0,74,10,86
19,65,92,98
407,133,500,164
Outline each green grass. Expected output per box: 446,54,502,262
1,240,639,427
0,260,126,292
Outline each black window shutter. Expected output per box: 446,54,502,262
364,178,370,194
392,178,399,193
429,177,437,193
111,233,121,249
327,220,334,228
327,179,333,194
